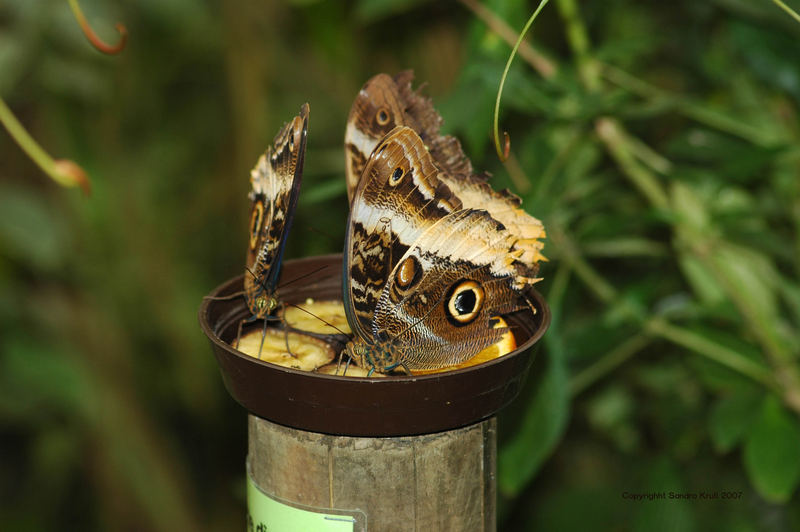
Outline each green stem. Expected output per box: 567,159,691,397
772,0,800,24
550,224,617,304
0,97,59,178
533,124,584,198
646,318,778,391
68,0,127,54
570,333,652,395
595,117,670,211
0,96,89,193
492,0,550,161
556,0,600,90
457,0,557,79
600,62,775,146
555,224,783,396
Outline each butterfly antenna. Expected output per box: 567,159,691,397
278,265,331,289
336,348,344,374
305,225,339,242
235,317,245,349
282,324,298,359
245,265,267,290
284,302,351,337
521,290,538,316
257,318,268,359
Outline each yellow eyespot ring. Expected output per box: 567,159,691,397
249,201,264,250
447,280,484,324
395,256,419,289
389,167,404,186
376,107,391,126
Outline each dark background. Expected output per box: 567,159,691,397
2,0,800,530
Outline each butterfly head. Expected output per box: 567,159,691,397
247,290,279,320
344,337,409,375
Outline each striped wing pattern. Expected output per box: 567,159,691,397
244,103,309,318
344,126,539,373
344,71,546,269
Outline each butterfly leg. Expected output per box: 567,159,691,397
342,355,354,377
398,361,412,376
257,317,268,359
235,318,244,349
235,314,258,349
281,324,298,359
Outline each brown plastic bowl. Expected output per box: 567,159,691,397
199,254,550,437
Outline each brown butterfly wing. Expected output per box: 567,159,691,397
375,209,530,370
344,126,538,372
344,71,545,267
244,103,309,318
344,126,462,340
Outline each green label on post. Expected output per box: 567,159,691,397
247,474,357,532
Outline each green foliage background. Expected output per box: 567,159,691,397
2,0,800,530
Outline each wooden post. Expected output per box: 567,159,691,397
247,415,497,532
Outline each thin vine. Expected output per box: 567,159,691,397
68,0,128,54
492,0,549,162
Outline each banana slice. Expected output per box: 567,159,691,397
234,328,335,371
280,299,352,335
236,304,515,377
316,362,386,378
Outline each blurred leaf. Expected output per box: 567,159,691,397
354,0,432,22
0,33,27,95
713,243,781,323
677,254,727,306
582,237,668,258
671,181,711,234
300,177,347,205
439,59,500,161
38,54,112,102
498,345,569,496
731,19,800,101
0,337,91,419
683,326,766,392
586,384,640,452
633,457,696,532
743,395,800,503
668,128,784,183
0,184,67,271
708,388,763,453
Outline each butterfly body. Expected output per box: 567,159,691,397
244,103,309,320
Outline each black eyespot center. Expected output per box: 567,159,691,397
446,280,485,325
249,202,265,249
454,289,477,315
389,167,404,185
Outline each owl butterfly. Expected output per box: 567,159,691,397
343,126,540,375
344,70,546,267
244,103,309,323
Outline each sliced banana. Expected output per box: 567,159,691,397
316,362,386,378
234,328,335,371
